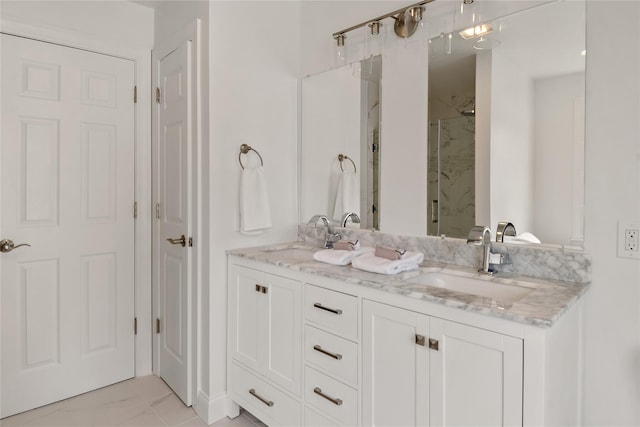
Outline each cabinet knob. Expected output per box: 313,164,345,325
429,338,439,351
415,334,426,346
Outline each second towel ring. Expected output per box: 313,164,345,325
238,144,264,169
338,153,357,173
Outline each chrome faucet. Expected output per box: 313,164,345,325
467,226,494,274
307,215,341,248
341,212,361,228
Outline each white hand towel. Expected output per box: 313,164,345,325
352,251,424,275
240,166,272,234
332,170,360,221
512,232,541,244
313,247,374,266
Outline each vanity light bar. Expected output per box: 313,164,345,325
332,0,436,41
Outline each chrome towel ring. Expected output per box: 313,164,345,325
338,153,357,173
238,144,264,169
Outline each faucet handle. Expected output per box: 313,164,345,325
467,225,491,245
325,232,342,248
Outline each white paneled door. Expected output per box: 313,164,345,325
0,34,135,418
155,40,192,405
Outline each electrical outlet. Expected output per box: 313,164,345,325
618,221,640,259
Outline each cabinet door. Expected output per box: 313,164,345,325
262,273,302,395
430,318,523,427
362,300,429,427
229,266,262,371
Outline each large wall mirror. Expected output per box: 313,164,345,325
300,0,585,247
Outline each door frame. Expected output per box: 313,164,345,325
151,20,201,408
0,18,154,376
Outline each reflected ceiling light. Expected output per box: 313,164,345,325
581,50,586,56
459,24,493,39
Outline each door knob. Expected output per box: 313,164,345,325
166,235,186,247
0,239,31,253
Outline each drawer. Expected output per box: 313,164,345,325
305,406,341,427
229,362,301,426
304,366,357,427
305,284,358,339
305,325,358,386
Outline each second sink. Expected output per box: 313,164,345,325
404,271,536,302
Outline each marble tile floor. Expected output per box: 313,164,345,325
1,375,266,427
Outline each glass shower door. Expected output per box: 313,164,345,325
427,116,476,238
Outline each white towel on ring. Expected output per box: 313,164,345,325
313,247,374,266
332,170,360,222
352,251,424,275
240,166,272,234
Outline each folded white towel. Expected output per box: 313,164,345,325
512,232,541,244
352,251,424,275
240,166,272,234
313,247,374,266
332,170,360,221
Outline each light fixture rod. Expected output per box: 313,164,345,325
332,0,435,38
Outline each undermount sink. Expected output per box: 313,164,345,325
259,243,312,253
257,244,316,261
404,271,536,302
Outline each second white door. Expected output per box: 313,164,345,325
154,40,193,405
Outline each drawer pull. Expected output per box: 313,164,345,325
313,345,342,360
313,387,343,406
249,388,274,407
313,303,343,315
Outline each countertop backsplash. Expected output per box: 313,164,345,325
298,224,591,284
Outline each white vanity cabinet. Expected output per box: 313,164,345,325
227,253,585,427
228,264,303,425
362,300,523,426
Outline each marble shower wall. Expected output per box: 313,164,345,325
427,116,476,238
299,224,591,284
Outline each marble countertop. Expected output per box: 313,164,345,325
227,241,590,328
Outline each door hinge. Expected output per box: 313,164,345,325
156,318,160,334
134,85,137,103
156,87,161,104
156,203,161,219
134,201,138,219
134,317,138,335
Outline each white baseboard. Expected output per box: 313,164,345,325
193,390,228,425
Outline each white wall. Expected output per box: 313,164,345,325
583,2,640,425
208,0,300,422
0,1,153,49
